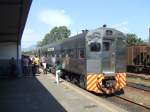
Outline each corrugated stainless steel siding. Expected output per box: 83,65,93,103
87,60,101,73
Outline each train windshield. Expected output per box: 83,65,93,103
103,42,110,51
90,42,101,52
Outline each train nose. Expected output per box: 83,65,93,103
96,76,116,94
105,80,116,88
101,77,116,88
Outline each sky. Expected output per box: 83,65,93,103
21,0,150,48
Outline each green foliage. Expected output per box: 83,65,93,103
37,26,71,47
126,33,145,46
22,51,33,56
37,40,43,47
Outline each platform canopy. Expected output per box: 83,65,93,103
0,0,32,43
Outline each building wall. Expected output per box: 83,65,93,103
0,42,20,77
0,42,17,59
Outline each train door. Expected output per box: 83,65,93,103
102,39,115,76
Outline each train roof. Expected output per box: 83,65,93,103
38,26,126,50
40,32,87,50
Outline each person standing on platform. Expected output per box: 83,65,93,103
9,57,16,79
52,55,56,66
32,57,36,76
28,56,33,76
23,56,29,76
41,56,47,74
55,60,62,84
34,55,40,74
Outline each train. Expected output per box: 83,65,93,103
33,26,127,94
127,45,150,74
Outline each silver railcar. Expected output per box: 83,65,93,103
37,26,127,94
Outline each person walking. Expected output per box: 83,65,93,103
55,60,62,84
9,57,16,79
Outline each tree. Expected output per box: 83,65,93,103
37,26,70,47
126,33,145,46
49,26,71,42
37,33,50,47
43,33,51,45
37,40,43,47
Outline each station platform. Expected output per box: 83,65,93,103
0,74,127,112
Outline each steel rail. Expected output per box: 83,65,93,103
115,95,150,110
127,82,150,92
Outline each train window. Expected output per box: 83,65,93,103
74,49,77,58
79,49,85,58
67,49,74,58
106,30,113,35
72,49,76,58
90,42,101,52
70,50,74,58
61,50,65,58
103,42,110,51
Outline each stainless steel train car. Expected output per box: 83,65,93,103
35,26,127,94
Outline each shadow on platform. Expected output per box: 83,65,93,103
0,76,67,112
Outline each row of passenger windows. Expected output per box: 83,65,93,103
47,48,85,59
41,42,110,58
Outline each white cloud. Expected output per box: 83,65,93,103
21,28,42,48
22,9,73,49
111,21,129,33
38,9,72,28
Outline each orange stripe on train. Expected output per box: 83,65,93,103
116,73,126,88
119,73,126,83
87,79,97,90
119,75,126,84
87,75,97,85
89,84,97,91
87,75,97,90
86,74,104,92
118,73,126,81
87,75,95,80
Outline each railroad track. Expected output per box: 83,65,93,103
51,73,150,112
114,95,150,110
127,72,150,80
127,82,150,92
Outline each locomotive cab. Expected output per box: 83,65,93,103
86,27,127,94
102,38,115,76
101,37,116,89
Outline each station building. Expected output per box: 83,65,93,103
0,0,32,77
